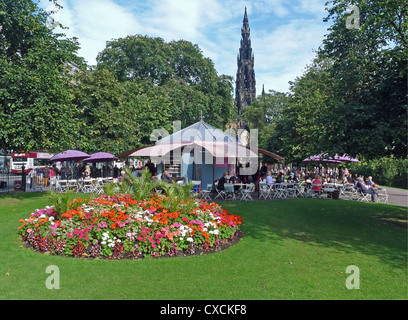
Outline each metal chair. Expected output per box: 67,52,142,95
240,183,254,201
273,183,285,199
356,187,370,202
214,182,225,200
259,182,270,200
56,179,68,193
311,183,324,198
200,184,213,202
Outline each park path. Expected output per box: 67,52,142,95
386,187,408,208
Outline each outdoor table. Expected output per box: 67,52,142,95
322,187,335,198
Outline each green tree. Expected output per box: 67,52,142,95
96,35,235,129
0,0,85,152
72,70,173,154
261,0,407,163
319,0,407,158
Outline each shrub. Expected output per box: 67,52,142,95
348,156,408,189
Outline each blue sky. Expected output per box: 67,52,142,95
40,0,331,93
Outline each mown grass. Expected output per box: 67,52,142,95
0,192,406,300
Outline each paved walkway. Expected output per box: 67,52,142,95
386,187,408,208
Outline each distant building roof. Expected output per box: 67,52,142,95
157,120,239,144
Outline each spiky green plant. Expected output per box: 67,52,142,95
48,189,72,219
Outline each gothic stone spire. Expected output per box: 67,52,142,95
235,7,256,116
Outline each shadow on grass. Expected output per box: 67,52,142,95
221,198,407,270
0,191,47,200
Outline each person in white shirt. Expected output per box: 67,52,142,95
266,172,274,185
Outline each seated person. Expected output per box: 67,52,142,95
266,172,274,185
161,170,187,183
229,173,240,184
356,177,377,201
217,172,228,191
275,172,284,183
287,172,299,183
365,176,377,188
312,176,323,191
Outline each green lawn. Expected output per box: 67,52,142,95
0,192,406,299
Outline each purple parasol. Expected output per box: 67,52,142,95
303,153,348,164
336,153,360,162
49,150,90,163
83,152,118,163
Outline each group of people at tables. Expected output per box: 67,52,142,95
309,175,379,201
216,171,299,192
214,170,379,202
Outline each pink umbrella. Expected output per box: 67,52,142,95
336,154,360,162
303,153,343,164
83,152,118,163
49,150,90,163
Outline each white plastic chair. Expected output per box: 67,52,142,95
240,183,254,201
311,183,323,198
56,179,67,193
356,187,370,202
201,184,213,202
259,182,269,200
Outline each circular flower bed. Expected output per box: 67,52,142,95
18,194,243,259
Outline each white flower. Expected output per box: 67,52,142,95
186,237,194,242
101,241,106,245
39,214,46,219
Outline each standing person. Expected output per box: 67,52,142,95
84,164,91,178
145,159,157,177
113,165,119,178
36,167,43,186
260,162,267,178
42,166,49,187
28,169,35,189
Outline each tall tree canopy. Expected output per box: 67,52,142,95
96,35,235,129
0,0,85,152
244,0,407,163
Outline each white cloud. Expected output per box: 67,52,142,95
42,0,142,65
39,0,329,92
252,18,328,92
142,0,224,43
